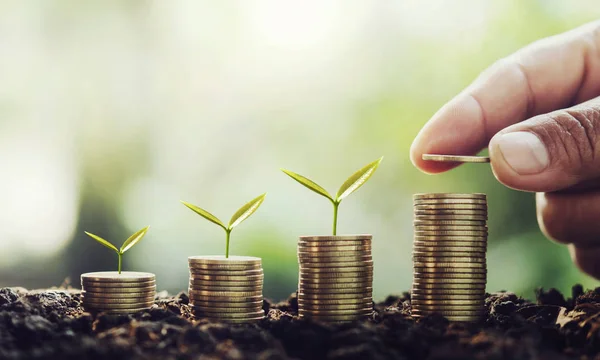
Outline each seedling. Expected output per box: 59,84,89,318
282,157,383,235
84,226,150,274
181,193,266,258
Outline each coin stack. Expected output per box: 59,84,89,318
411,193,488,322
81,271,156,313
297,235,374,323
188,256,265,323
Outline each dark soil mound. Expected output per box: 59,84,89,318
0,285,599,359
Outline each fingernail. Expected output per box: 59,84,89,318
496,132,549,175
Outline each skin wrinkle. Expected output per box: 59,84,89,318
513,61,537,119
565,106,599,164
468,93,489,145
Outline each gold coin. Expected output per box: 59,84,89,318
411,299,483,305
81,280,156,288
298,243,372,250
88,307,152,314
298,289,372,296
412,314,483,322
188,294,263,303
413,266,487,273
189,269,264,277
299,270,373,278
188,290,262,298
411,288,485,295
299,313,370,321
300,308,373,315
190,300,263,308
415,231,487,238
299,281,372,289
412,306,484,313
300,266,373,274
81,285,156,294
190,274,264,282
188,264,262,271
412,249,486,257
414,219,487,226
189,279,263,287
414,225,488,232
412,256,486,263
189,285,262,293
411,309,485,316
188,255,261,265
299,302,373,311
297,252,372,259
298,291,372,299
82,301,154,309
81,290,156,298
414,198,487,205
298,255,372,263
299,235,372,242
411,295,484,301
421,154,490,163
415,208,487,215
413,193,487,200
415,215,487,222
82,295,155,304
202,316,265,323
414,204,487,211
81,272,155,283
412,277,486,285
412,282,485,290
299,276,372,284
299,260,374,268
413,245,486,253
298,297,372,305
193,305,263,314
413,272,486,279
414,235,487,241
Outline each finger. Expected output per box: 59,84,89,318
411,20,600,174
569,244,600,279
489,97,600,192
536,191,600,246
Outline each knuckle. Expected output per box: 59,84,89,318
537,194,578,244
538,107,600,172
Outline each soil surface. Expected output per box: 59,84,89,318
1,285,599,359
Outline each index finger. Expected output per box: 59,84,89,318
410,21,600,174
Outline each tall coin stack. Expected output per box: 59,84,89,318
297,235,374,323
411,193,487,322
81,272,156,313
188,256,265,323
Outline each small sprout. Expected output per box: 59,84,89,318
282,157,383,235
85,226,150,274
182,193,266,258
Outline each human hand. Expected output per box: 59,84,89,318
410,21,600,278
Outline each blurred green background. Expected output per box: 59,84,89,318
0,0,598,301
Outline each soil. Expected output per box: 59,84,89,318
1,285,599,360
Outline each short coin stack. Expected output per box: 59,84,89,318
411,193,488,322
81,271,156,313
297,235,374,323
188,256,265,323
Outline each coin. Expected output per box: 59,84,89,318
299,307,373,315
413,245,486,252
412,255,486,263
299,235,372,242
81,272,155,283
298,255,373,263
415,215,487,222
412,277,486,285
299,260,374,268
298,270,373,279
188,294,263,302
188,290,262,297
299,281,372,289
299,276,373,284
82,295,155,304
415,208,487,214
189,274,264,282
193,305,263,314
299,313,370,321
421,154,490,163
190,300,263,308
189,286,263,293
298,250,372,258
189,279,263,286
414,193,487,200
300,266,373,274
81,292,155,300
411,288,485,295
412,314,483,322
413,272,486,279
188,255,262,265
414,218,487,225
82,301,154,309
299,286,373,294
90,307,152,314
411,299,483,305
82,280,156,288
414,204,487,210
189,264,262,271
411,294,484,301
195,310,265,319
298,243,372,251
81,285,156,294
414,198,487,205
189,268,263,275
297,297,372,305
412,283,486,290
298,292,372,300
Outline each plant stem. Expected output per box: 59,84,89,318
333,202,339,236
118,253,122,274
225,230,231,258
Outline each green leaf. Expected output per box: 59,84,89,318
336,157,383,202
181,201,226,230
85,231,119,253
281,169,333,201
228,193,266,229
120,226,150,253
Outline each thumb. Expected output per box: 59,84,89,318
488,96,600,192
